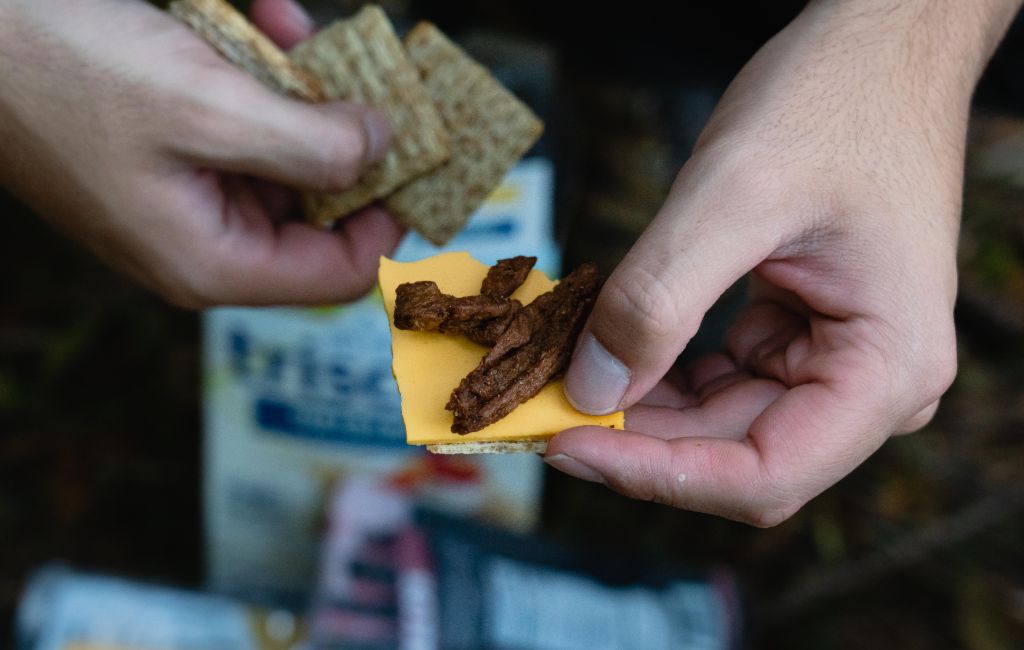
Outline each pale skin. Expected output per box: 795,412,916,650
0,0,403,308
1,0,1020,525
550,0,1024,526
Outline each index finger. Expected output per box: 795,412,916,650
546,382,894,527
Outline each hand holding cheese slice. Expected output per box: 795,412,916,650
379,252,624,454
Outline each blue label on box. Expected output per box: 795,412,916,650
219,300,406,448
254,396,406,447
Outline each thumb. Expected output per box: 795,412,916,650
173,69,392,193
565,171,779,414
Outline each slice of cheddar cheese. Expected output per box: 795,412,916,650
379,252,624,446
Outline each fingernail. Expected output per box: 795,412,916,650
544,454,605,484
362,109,392,164
282,0,315,36
564,333,630,414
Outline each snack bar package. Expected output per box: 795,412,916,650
307,479,742,650
417,510,743,650
15,567,304,650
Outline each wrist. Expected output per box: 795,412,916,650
801,0,1021,98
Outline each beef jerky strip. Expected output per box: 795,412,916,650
446,263,603,433
393,256,536,346
465,256,536,342
481,256,536,299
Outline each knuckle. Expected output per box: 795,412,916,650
311,114,368,191
614,481,683,511
744,503,801,529
164,280,215,311
164,291,205,311
901,401,940,433
611,480,659,504
922,339,958,403
741,485,801,528
603,457,679,508
605,469,660,504
160,70,243,148
897,320,958,407
601,264,690,346
160,259,224,310
738,463,805,528
161,280,211,310
860,316,956,417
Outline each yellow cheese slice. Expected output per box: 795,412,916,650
379,252,624,446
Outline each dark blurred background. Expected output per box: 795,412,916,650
2,1,1024,647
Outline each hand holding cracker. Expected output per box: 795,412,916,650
0,0,401,307
172,1,543,244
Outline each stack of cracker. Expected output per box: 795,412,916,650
169,0,543,245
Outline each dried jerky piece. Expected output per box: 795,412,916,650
481,256,536,299
394,281,522,346
446,264,603,433
394,281,510,329
393,256,536,346
392,257,602,434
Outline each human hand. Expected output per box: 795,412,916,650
0,0,402,308
546,0,1022,526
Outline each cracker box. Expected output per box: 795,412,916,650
203,158,558,601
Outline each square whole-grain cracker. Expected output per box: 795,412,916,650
291,6,451,225
169,0,324,101
384,23,544,245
